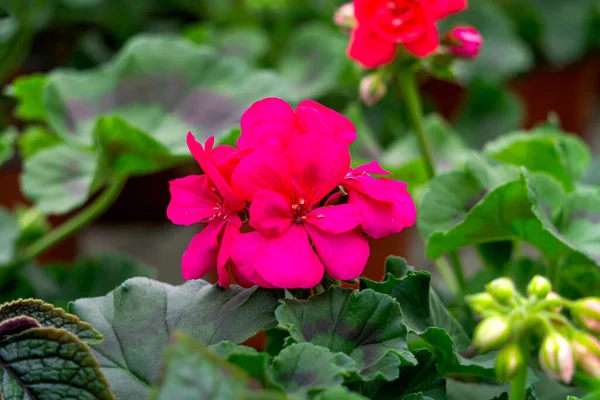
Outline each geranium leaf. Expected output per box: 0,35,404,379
0,328,115,400
0,127,16,167
0,208,18,266
69,278,280,399
5,74,47,122
151,332,265,400
313,386,369,400
20,144,99,214
275,287,416,381
0,299,103,343
16,125,61,159
0,316,40,337
271,343,355,396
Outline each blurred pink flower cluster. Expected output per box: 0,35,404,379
168,98,416,289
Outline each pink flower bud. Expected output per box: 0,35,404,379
446,26,483,59
546,291,563,313
334,3,356,29
573,334,600,379
360,74,387,107
539,333,575,384
577,298,600,334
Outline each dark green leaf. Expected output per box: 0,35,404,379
277,22,347,100
0,316,40,337
21,144,99,214
0,328,114,400
313,386,369,400
70,278,280,399
0,208,18,266
151,332,263,400
275,287,416,381
215,27,269,65
271,343,355,396
5,74,47,122
476,241,513,273
16,125,61,159
0,298,103,344
0,127,16,167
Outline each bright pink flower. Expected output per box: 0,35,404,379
343,161,416,239
167,133,247,288
446,26,483,59
237,98,356,150
347,0,468,68
231,134,369,288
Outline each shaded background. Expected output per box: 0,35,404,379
1,0,599,285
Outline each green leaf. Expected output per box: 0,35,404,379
313,386,369,400
70,278,280,399
25,254,157,308
271,343,355,396
151,332,263,400
277,22,347,100
17,125,61,159
93,116,177,178
42,35,289,153
0,208,18,266
5,74,47,122
0,328,115,400
275,287,416,381
215,27,269,65
484,126,591,191
0,299,103,344
356,349,446,400
21,144,99,214
0,127,16,167
439,1,533,83
361,267,470,351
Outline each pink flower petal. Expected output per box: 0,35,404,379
254,225,324,288
426,0,468,19
295,100,357,145
167,175,220,226
231,231,276,288
348,190,397,239
347,25,398,69
181,220,226,280
217,219,242,289
352,161,390,176
287,134,351,207
402,18,439,57
306,225,369,281
306,204,362,234
186,132,207,171
353,0,379,20
249,189,294,237
237,98,299,150
232,145,294,202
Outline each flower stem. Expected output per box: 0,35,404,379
547,257,560,292
509,338,529,400
396,66,466,295
16,178,127,264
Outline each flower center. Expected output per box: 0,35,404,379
378,1,416,29
291,198,308,224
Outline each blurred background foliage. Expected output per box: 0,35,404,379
0,0,599,289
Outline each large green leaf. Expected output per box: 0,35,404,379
277,22,347,100
0,298,103,344
20,144,99,214
70,278,280,399
356,349,446,400
41,35,289,153
16,125,61,159
5,74,47,122
151,332,265,400
0,127,16,167
275,287,416,381
0,328,115,400
271,343,355,396
484,125,591,191
0,208,18,266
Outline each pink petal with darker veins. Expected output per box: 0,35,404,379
254,225,324,289
306,225,369,281
295,100,357,145
288,134,351,207
352,161,391,176
237,98,299,150
181,220,226,280
167,175,220,226
348,190,397,239
249,189,293,237
306,204,362,234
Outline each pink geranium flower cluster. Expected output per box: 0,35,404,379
167,98,416,289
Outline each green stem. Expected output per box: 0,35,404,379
397,67,436,180
397,67,467,294
16,178,126,264
434,257,459,295
509,338,530,400
547,258,560,292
